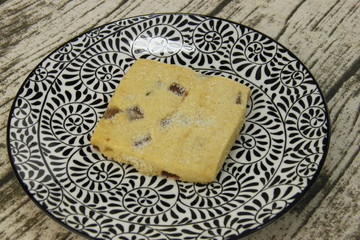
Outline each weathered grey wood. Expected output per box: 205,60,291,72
1,0,359,239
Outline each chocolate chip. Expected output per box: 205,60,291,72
133,134,151,147
145,91,152,96
103,107,122,119
126,105,144,121
161,171,179,179
168,82,187,96
236,93,242,105
93,145,100,151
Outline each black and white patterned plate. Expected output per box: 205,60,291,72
7,13,329,239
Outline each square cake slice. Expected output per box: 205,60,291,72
91,59,250,183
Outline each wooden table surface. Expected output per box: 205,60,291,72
1,0,359,239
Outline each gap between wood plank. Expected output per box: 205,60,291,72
0,170,15,186
274,0,306,41
208,0,233,16
325,55,360,102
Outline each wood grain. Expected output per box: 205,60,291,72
1,0,359,239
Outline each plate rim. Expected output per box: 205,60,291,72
6,12,331,239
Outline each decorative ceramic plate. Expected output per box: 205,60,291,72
7,13,329,239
